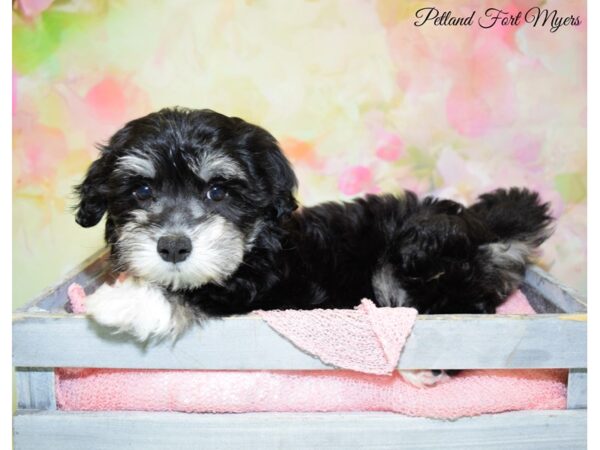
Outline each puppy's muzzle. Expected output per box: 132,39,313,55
157,235,193,263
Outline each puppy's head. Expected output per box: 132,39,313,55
75,108,297,289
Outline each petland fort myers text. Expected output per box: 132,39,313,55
414,7,581,33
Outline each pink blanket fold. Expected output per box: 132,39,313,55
256,299,417,375
59,285,566,419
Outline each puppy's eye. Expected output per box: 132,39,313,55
206,185,227,202
133,185,153,201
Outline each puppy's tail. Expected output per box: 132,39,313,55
469,188,553,293
470,187,553,249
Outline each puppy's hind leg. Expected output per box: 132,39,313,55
388,200,496,386
391,198,494,286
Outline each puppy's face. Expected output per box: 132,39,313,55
75,108,297,290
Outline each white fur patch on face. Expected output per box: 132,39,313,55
372,264,408,307
116,150,156,178
85,277,194,341
118,215,245,290
190,152,246,181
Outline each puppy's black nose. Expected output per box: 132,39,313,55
157,235,192,263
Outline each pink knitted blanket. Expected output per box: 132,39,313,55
59,284,566,419
256,299,417,374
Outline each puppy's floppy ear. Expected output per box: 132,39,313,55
74,150,111,227
233,117,299,220
264,140,298,220
74,118,137,227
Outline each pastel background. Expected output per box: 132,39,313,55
12,0,587,309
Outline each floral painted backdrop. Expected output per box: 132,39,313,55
13,0,587,307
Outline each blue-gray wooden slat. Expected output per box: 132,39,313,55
15,369,56,410
13,313,586,370
567,369,587,409
13,410,586,450
524,267,587,313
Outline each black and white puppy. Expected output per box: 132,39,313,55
75,108,552,386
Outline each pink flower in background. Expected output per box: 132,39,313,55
85,77,129,122
12,72,18,116
338,166,373,196
487,1,527,50
62,75,152,145
17,0,54,16
280,137,321,169
375,133,405,162
530,182,565,219
15,124,68,185
434,147,494,203
446,26,516,137
446,85,493,137
512,135,541,166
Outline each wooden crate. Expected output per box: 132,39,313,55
13,249,587,449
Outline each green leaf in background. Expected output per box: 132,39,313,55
554,172,586,203
406,146,437,175
13,10,98,74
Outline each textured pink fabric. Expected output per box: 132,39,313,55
67,283,87,314
256,299,417,374
61,284,566,418
496,289,536,314
56,368,566,419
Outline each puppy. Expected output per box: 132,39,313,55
75,108,552,386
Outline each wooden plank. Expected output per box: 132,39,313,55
567,369,587,409
524,267,587,313
13,410,586,450
519,284,563,314
13,313,586,370
15,369,56,410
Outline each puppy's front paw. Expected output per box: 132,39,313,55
86,278,176,341
399,369,450,388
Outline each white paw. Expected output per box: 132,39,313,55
86,277,177,341
399,370,450,388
